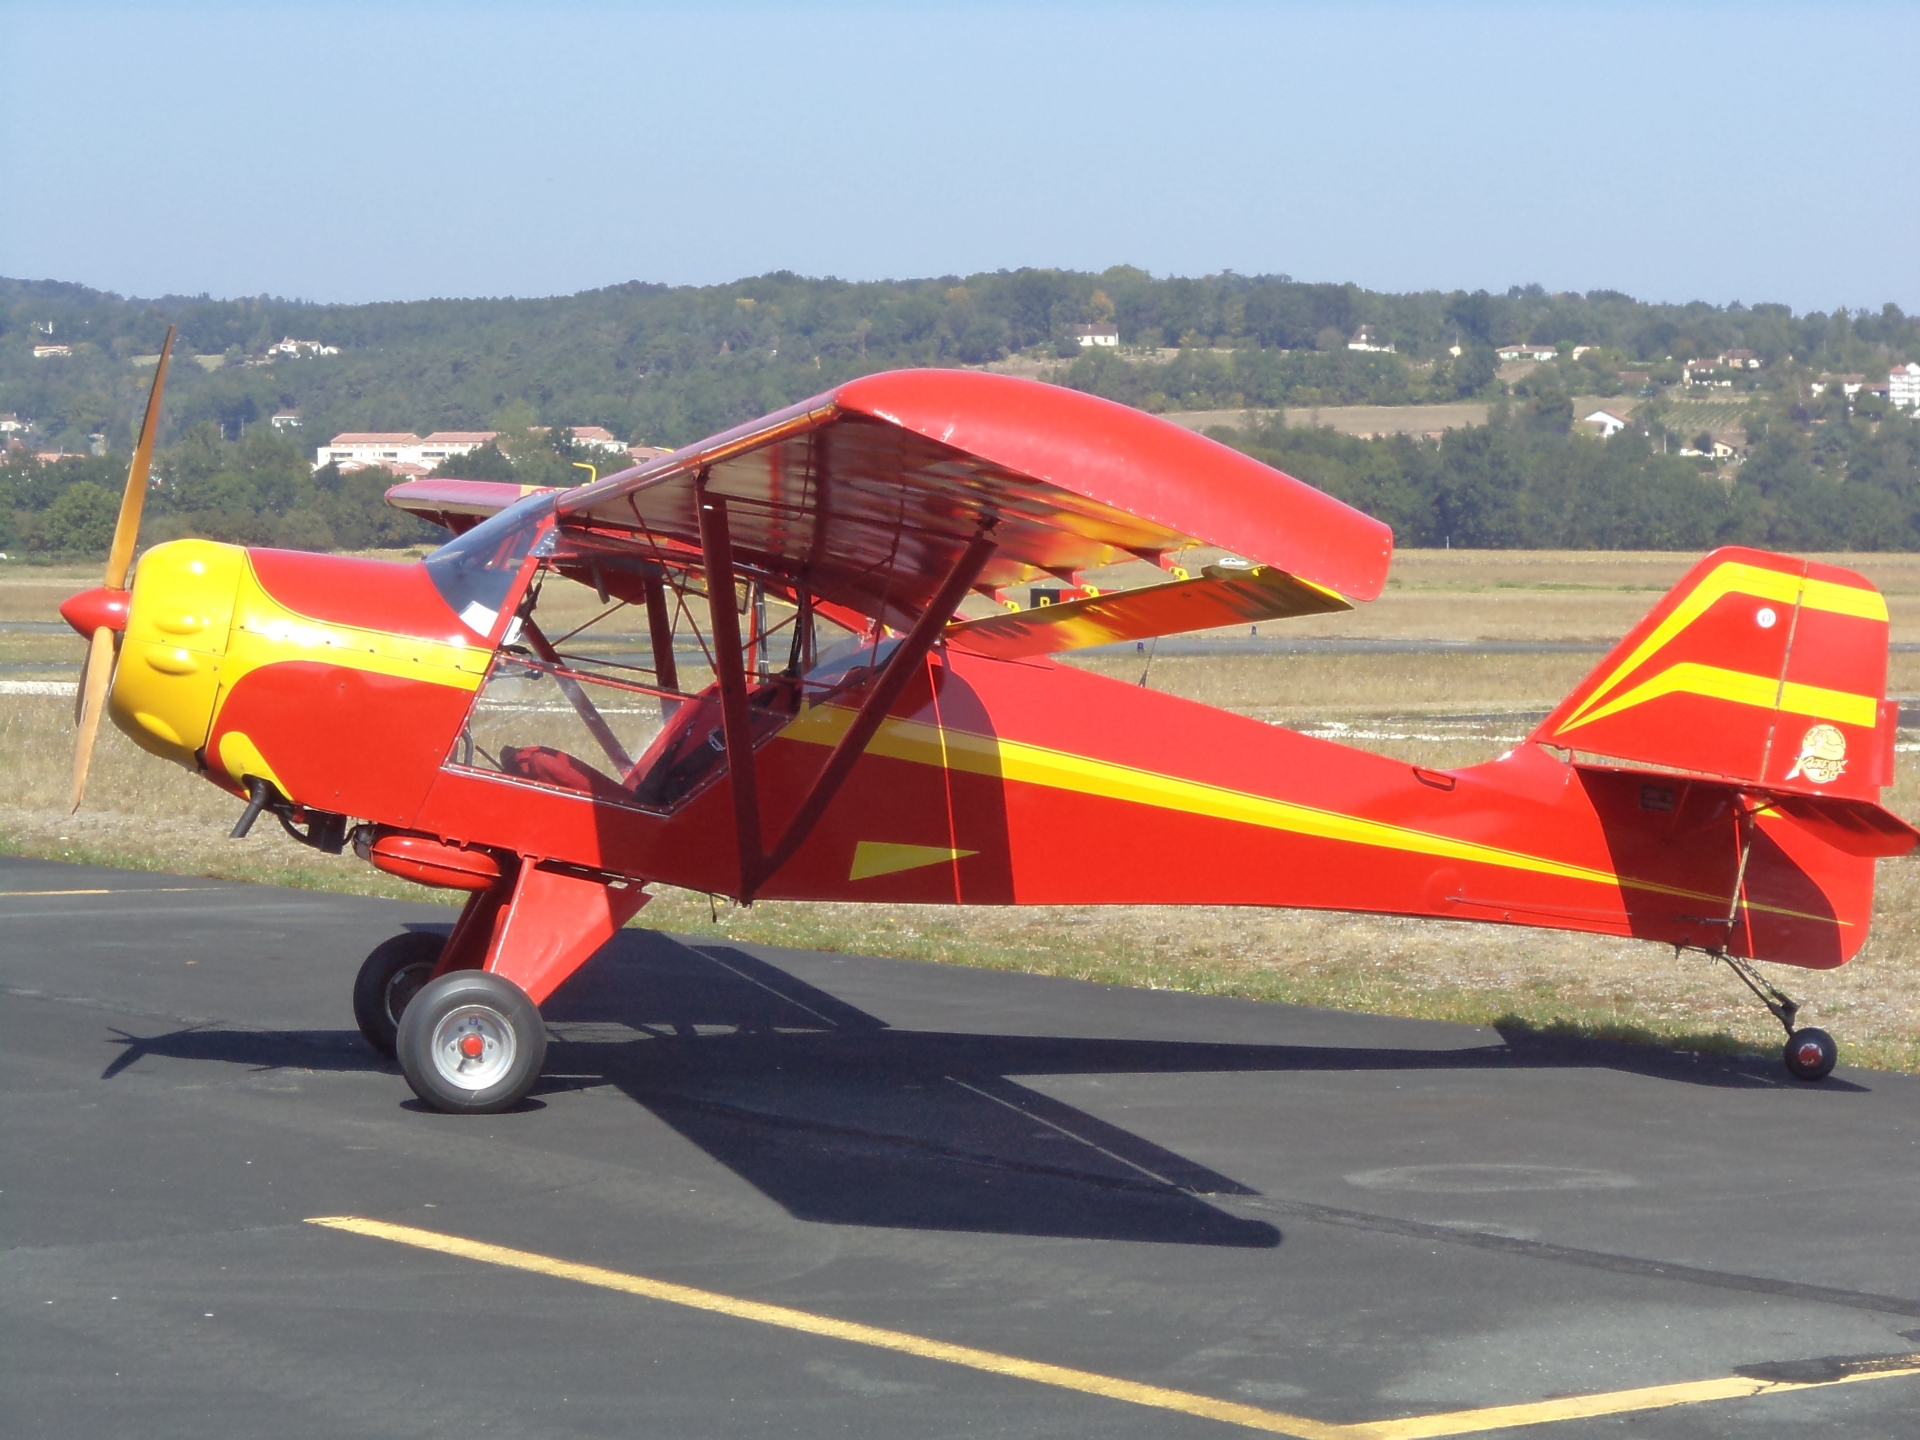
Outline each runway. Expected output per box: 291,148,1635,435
6,854,1920,1438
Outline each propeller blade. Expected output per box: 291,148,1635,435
70,627,117,813
104,324,175,591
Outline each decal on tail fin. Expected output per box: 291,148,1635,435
1534,547,1895,802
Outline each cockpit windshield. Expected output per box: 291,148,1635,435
425,495,553,638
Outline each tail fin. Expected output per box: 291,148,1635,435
1534,546,1897,803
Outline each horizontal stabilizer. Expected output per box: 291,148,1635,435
943,562,1350,659
1765,793,1920,858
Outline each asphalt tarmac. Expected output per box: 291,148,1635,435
7,854,1920,1439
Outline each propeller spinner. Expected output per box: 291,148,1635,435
61,324,175,812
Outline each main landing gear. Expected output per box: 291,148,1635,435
1718,952,1838,1083
354,934,549,1114
395,970,548,1114
349,845,652,1114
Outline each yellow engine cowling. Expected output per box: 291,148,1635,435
109,539,245,769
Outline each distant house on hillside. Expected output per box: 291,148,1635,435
1719,349,1761,369
268,337,341,358
315,432,424,471
1682,358,1732,387
1583,408,1632,439
1072,324,1119,348
31,343,71,359
1346,325,1395,353
0,414,25,435
1891,362,1920,410
1495,341,1555,362
270,410,302,431
1618,370,1653,394
566,425,627,455
1810,374,1867,398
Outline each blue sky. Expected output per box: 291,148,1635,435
2,2,1914,311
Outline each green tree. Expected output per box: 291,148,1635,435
36,480,118,555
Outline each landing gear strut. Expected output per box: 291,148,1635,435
1718,952,1837,1082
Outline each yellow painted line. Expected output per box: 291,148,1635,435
307,1216,1345,1438
0,887,214,897
307,1217,1920,1439
1346,1357,1920,1439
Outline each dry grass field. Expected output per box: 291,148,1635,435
7,548,1920,1071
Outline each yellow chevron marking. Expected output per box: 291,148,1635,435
1557,662,1880,733
785,704,1790,916
849,841,979,881
1564,561,1886,731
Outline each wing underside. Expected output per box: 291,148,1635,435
389,370,1393,644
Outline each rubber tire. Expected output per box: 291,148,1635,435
396,970,547,1115
352,932,444,1060
1784,1027,1837,1082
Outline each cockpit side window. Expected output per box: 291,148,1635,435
424,496,553,638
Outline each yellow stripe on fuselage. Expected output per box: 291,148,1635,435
1564,561,1885,729
216,556,490,711
784,703,1768,914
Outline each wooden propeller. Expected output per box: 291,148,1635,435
71,325,174,812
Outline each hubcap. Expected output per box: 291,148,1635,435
429,1003,517,1091
1797,1042,1825,1068
384,962,433,1027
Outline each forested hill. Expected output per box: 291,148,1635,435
6,270,1915,453
2,269,1917,558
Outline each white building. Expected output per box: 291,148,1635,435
1073,324,1119,348
566,425,627,455
1583,409,1632,439
1347,325,1395,353
270,410,302,431
419,431,500,465
31,343,71,359
1495,341,1556,361
314,430,504,471
269,337,341,358
315,433,427,470
1890,362,1920,410
0,414,25,435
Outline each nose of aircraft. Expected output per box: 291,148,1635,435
59,586,131,638
104,539,246,768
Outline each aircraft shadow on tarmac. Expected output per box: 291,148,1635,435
100,925,1865,1248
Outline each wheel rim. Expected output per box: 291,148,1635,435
384,962,434,1028
429,1003,518,1091
1796,1041,1826,1070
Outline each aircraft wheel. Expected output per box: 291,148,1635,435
352,932,444,1059
396,970,547,1114
1783,1027,1837,1082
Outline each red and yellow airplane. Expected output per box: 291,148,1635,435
60,328,1916,1112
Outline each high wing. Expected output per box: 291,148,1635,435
389,370,1393,640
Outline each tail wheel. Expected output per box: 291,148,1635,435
1784,1027,1837,1082
396,970,547,1114
352,932,445,1059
